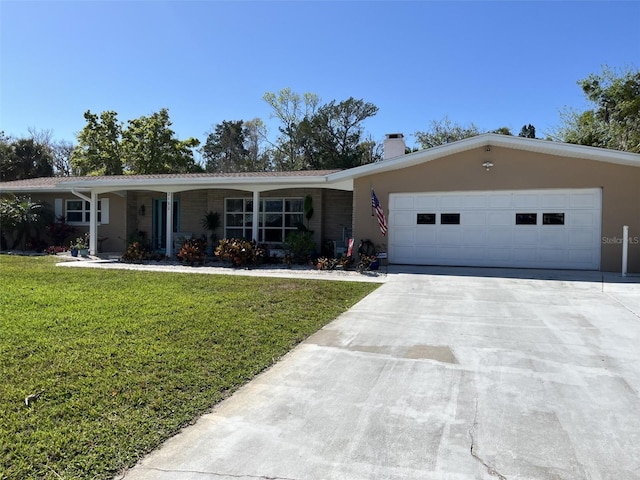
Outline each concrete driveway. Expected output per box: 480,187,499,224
117,267,640,480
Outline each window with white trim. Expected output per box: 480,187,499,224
66,200,103,224
225,197,304,243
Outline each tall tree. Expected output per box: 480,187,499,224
518,124,536,138
264,90,379,170
554,66,640,153
358,135,384,164
414,116,480,149
491,127,513,136
72,110,124,175
202,120,248,173
0,132,15,182
0,136,54,181
51,140,75,176
263,88,320,170
302,97,379,169
243,118,271,172
121,108,202,174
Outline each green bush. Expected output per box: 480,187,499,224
283,231,315,264
121,241,152,262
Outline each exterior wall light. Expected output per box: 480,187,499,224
482,161,494,171
139,204,146,216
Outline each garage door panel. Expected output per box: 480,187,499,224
568,229,596,248
514,193,540,208
487,248,512,261
512,248,538,263
391,245,415,261
487,228,513,248
463,212,487,226
393,212,415,227
541,194,567,209
392,195,414,209
439,196,462,209
570,192,599,208
514,229,539,245
463,228,486,246
439,246,465,260
388,189,601,270
488,212,512,226
415,196,438,209
538,248,565,264
438,228,462,245
463,195,487,208
415,228,438,246
489,194,512,208
459,246,486,260
540,229,568,247
392,227,414,246
569,249,596,264
570,211,597,227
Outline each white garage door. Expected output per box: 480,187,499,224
388,189,602,270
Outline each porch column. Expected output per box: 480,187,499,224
252,191,260,242
89,191,98,255
165,192,174,258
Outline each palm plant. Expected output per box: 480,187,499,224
201,210,220,244
0,195,49,250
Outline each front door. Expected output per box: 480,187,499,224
152,199,180,250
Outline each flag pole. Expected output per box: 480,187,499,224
370,185,374,217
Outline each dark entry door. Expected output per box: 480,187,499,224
153,199,179,249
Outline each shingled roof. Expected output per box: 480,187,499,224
0,170,343,193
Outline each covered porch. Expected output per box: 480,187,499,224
62,172,353,258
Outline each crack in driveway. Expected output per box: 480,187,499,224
468,396,507,480
130,467,301,480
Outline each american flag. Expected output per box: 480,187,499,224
371,189,388,236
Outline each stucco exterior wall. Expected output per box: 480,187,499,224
354,146,640,272
7,192,128,253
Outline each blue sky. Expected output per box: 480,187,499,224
1,0,639,151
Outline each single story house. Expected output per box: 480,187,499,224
1,133,639,272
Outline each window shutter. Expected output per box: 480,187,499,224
54,198,63,218
101,198,109,224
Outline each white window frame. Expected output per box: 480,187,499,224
224,197,304,244
65,199,108,225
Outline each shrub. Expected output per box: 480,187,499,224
121,241,153,262
45,245,68,255
177,238,207,266
215,238,255,267
316,256,338,270
356,254,377,272
283,231,315,264
338,255,354,270
45,215,76,247
214,239,266,267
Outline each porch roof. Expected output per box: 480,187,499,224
0,170,352,194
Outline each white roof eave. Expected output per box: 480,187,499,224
62,174,348,194
327,133,640,183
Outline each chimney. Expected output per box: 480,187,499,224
383,133,406,160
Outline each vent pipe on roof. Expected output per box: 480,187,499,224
383,133,406,160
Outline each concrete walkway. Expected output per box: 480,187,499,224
116,267,640,480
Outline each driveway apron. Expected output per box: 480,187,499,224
117,267,640,480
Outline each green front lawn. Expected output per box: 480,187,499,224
0,256,379,479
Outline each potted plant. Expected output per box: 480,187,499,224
201,211,220,257
71,233,90,257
